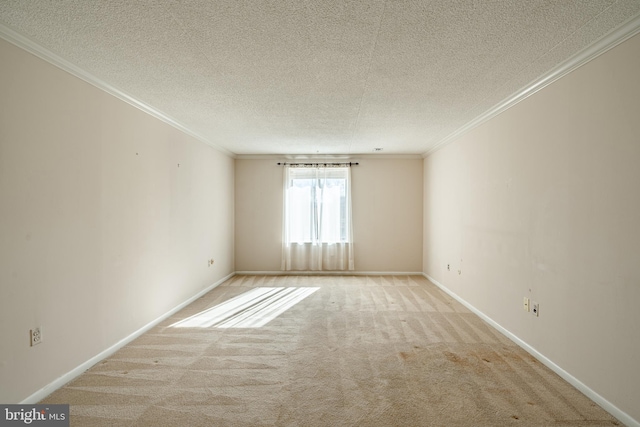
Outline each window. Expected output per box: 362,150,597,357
287,167,349,243
282,165,354,271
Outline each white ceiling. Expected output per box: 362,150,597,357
1,1,640,157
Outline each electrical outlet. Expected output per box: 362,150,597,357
532,302,539,317
30,327,42,346
523,297,530,312
447,264,450,271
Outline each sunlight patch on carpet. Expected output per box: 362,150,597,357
170,287,319,328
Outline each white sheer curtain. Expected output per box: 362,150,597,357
282,165,354,271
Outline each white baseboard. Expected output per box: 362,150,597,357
235,271,424,276
20,272,235,404
422,273,639,427
24,269,636,426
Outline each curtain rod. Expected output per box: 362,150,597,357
277,162,359,167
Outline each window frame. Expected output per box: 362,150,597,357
285,167,351,245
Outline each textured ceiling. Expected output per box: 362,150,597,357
1,1,640,156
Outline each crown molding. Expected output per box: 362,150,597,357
235,153,423,160
0,24,236,159
423,13,640,158
4,9,638,162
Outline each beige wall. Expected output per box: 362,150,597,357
234,160,283,271
0,39,235,403
424,33,640,422
352,159,423,271
235,158,423,272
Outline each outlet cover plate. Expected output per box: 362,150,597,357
532,302,539,317
30,327,42,346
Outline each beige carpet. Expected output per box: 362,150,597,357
41,275,621,426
